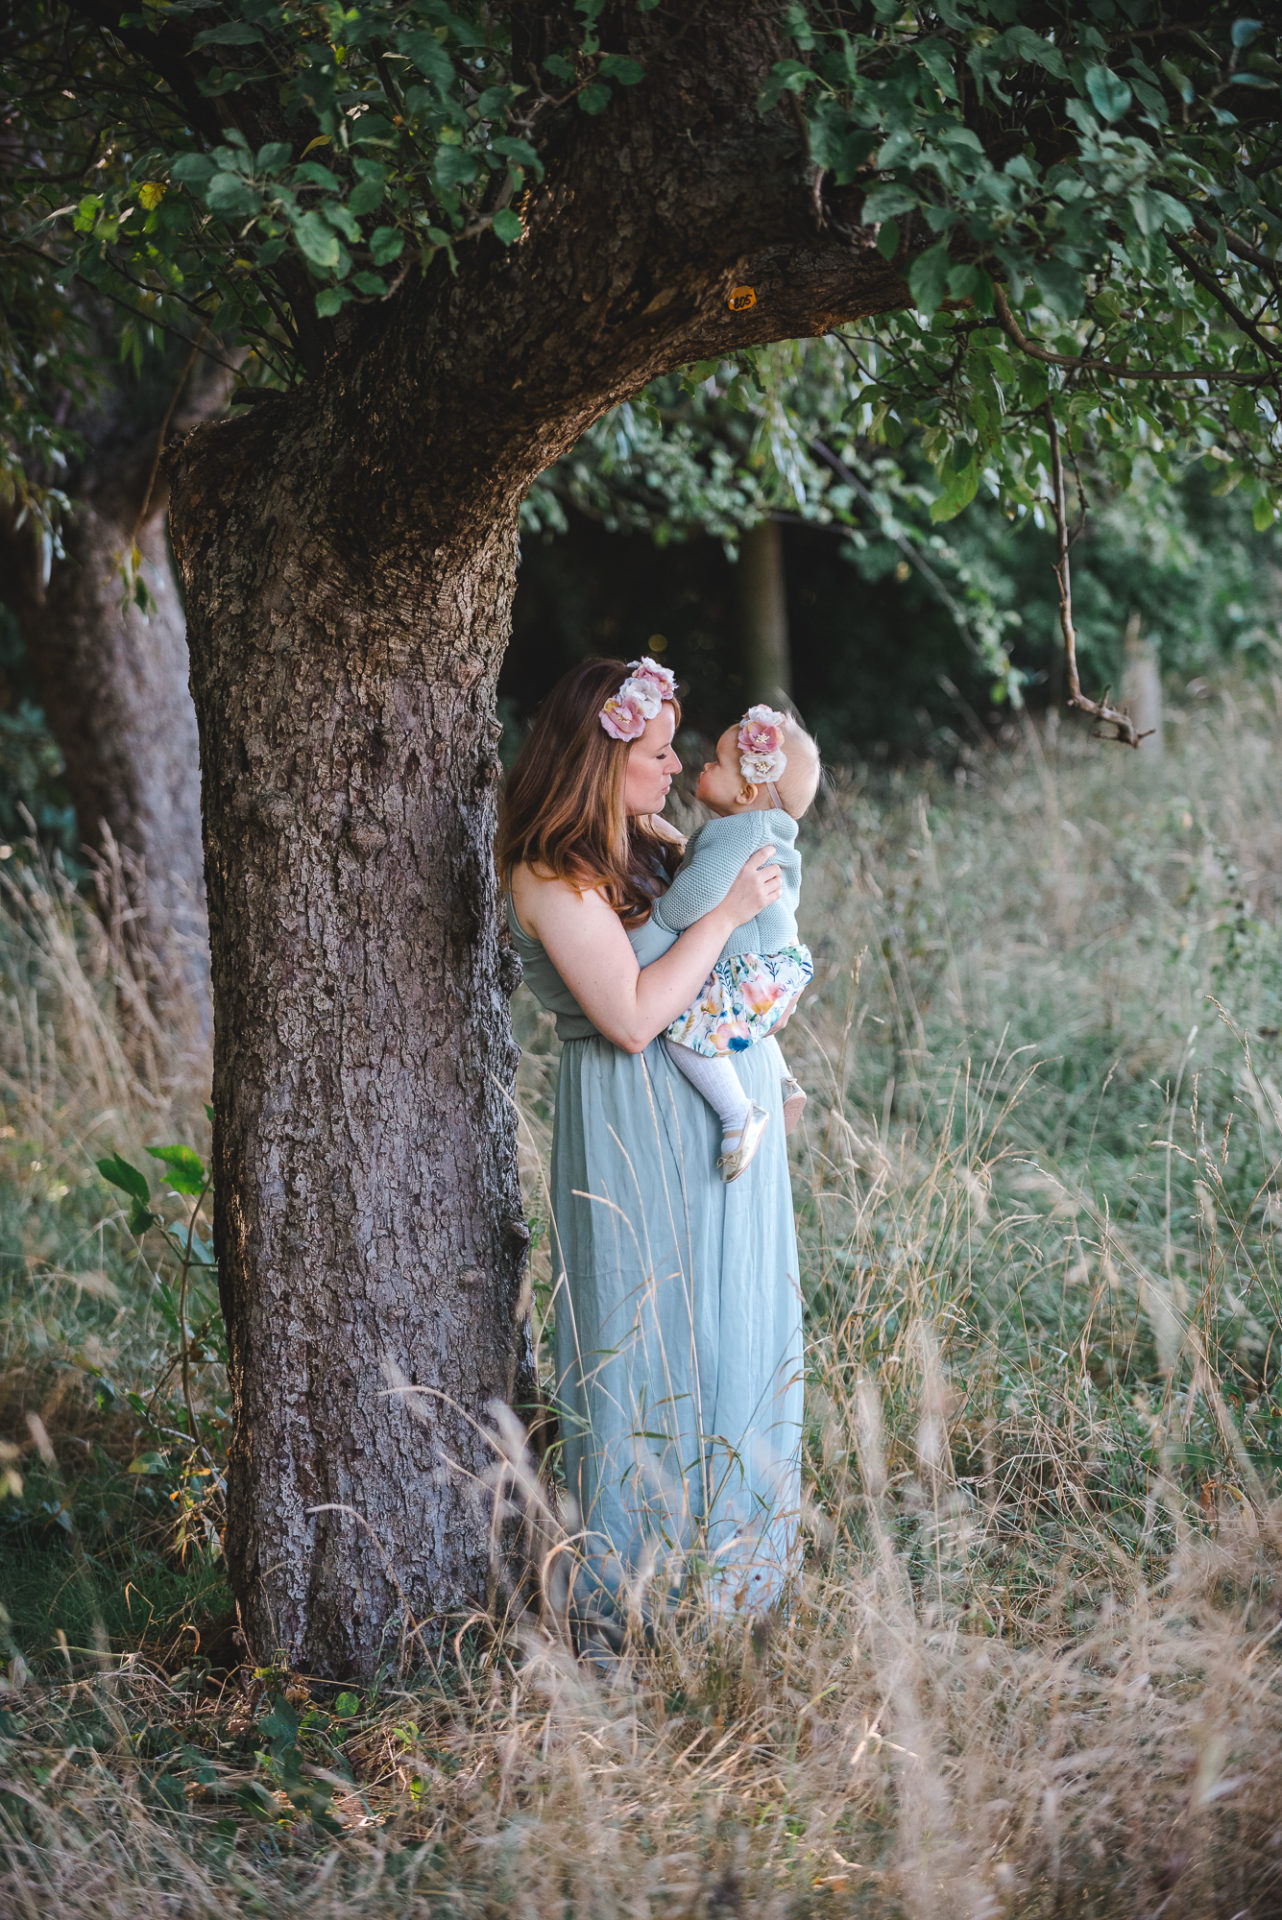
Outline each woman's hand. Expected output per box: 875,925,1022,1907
716,845,781,935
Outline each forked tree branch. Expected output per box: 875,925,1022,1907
1045,403,1149,749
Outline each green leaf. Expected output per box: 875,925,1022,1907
1030,255,1084,319
369,225,405,265
1232,19,1263,49
295,161,342,191
171,153,215,187
128,1198,158,1236
315,285,349,316
399,30,455,91
1161,57,1195,104
205,172,259,217
97,1153,150,1204
1229,385,1258,431
599,55,644,85
1252,494,1273,531
930,461,980,523
876,217,901,262
433,146,481,189
908,243,950,315
543,53,574,82
578,83,612,114
999,26,1067,78
492,207,524,244
492,135,541,173
1084,65,1133,121
294,211,341,269
193,21,264,46
145,1143,206,1196
348,177,385,216
862,184,919,224
127,1451,169,1475
256,142,291,172
260,1696,301,1750
917,41,959,99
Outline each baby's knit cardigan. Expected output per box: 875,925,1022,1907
652,809,802,957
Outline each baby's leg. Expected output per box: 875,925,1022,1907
663,1040,770,1181
663,1039,751,1135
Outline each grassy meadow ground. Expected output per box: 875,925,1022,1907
3,679,1282,1916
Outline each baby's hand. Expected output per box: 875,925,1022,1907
722,845,781,927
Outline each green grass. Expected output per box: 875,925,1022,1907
4,682,1282,1915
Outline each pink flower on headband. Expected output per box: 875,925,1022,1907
626,656,676,710
738,704,788,784
599,657,676,739
600,692,648,741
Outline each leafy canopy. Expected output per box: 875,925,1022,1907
2,0,1280,566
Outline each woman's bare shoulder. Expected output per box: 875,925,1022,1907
509,862,613,942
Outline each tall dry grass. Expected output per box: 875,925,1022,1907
4,682,1282,1916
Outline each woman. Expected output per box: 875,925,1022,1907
497,657,804,1633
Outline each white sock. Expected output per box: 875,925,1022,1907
664,1040,752,1137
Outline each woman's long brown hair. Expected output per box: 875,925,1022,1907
496,657,683,927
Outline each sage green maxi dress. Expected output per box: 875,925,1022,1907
506,891,805,1622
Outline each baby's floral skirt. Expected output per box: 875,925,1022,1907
666,944,814,1059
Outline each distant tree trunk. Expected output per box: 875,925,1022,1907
1121,609,1163,756
735,518,792,705
2,354,222,1027
11,488,208,1007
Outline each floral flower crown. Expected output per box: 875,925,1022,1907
598,657,677,741
738,705,788,799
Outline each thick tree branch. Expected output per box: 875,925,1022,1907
170,3,910,582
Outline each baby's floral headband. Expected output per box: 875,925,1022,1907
598,657,677,741
738,705,788,797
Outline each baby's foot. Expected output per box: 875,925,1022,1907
717,1103,769,1182
781,1076,807,1135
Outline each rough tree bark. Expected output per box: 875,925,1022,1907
164,1,907,1676
736,519,793,704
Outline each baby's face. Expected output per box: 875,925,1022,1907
695,726,747,814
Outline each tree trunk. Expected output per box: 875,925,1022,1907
176,435,530,1673
1121,609,1162,756
161,0,910,1676
13,493,209,1007
2,341,231,1029
735,519,792,705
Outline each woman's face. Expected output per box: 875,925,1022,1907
623,705,681,816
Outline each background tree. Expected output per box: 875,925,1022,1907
0,169,220,1016
4,0,1281,1677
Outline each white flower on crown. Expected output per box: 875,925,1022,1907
618,675,662,720
737,704,788,785
618,659,676,718
740,749,782,782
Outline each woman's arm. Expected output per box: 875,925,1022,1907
514,850,781,1054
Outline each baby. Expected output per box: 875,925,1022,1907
655,705,819,1181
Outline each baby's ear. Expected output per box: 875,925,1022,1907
734,782,758,808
